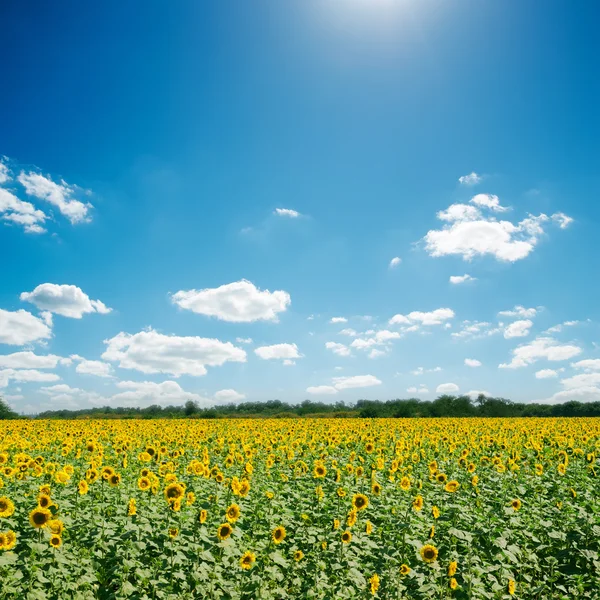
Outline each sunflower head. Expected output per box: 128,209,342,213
240,550,256,570
272,525,286,544
511,498,522,511
444,481,460,493
399,564,411,576
199,509,208,524
341,530,352,544
217,523,233,540
369,574,380,595
294,550,304,562
450,577,458,590
3,530,16,550
29,506,51,529
352,493,369,511
448,560,458,576
0,497,15,518
420,544,438,563
168,528,179,539
226,503,241,523
49,534,62,548
508,580,516,595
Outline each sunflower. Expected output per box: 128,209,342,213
508,580,516,595
369,574,380,596
413,495,424,511
448,561,458,576
127,498,136,516
313,464,327,478
471,475,479,487
333,519,340,530
186,492,196,506
444,480,460,493
2,530,16,551
432,506,440,519
294,550,304,562
239,480,251,497
138,476,151,491
347,509,357,527
352,493,369,512
109,473,121,487
0,533,6,550
400,476,411,491
0,497,15,518
372,482,382,496
558,463,566,476
49,534,62,548
168,528,179,539
420,544,438,563
240,550,256,570
226,503,241,523
199,509,208,524
436,473,447,483
341,530,352,544
272,525,286,544
365,520,373,535
78,480,89,495
399,564,411,576
365,443,375,454
29,507,51,529
450,577,458,590
429,525,435,538
48,519,64,535
337,488,346,498
511,498,522,511
164,482,185,503
217,523,233,540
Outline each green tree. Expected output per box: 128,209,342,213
0,396,18,419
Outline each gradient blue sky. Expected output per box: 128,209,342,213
1,1,599,412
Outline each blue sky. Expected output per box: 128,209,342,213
1,1,600,412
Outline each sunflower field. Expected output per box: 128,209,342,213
0,418,599,600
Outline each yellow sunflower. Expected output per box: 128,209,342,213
352,493,369,512
226,503,241,523
29,506,52,529
240,550,256,570
0,497,15,519
217,523,233,540
420,544,438,563
272,525,286,544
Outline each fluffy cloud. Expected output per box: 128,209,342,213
552,212,573,229
504,319,533,339
236,337,253,345
0,369,60,388
73,358,113,378
0,162,9,184
102,329,246,376
0,351,65,369
423,197,570,262
572,359,600,371
535,369,558,379
274,208,300,218
339,328,357,337
330,317,348,324
20,284,112,319
451,320,501,340
332,375,382,390
458,172,482,186
214,389,246,403
111,380,212,407
449,274,476,285
499,336,582,369
306,385,338,395
389,308,454,326
254,343,301,361
411,366,442,375
172,280,290,323
470,194,508,212
407,386,429,394
17,171,92,224
464,358,482,367
499,306,538,319
0,188,48,234
389,257,402,268
325,342,351,357
0,309,52,345
436,383,459,393
545,320,580,334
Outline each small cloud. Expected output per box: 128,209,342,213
436,382,459,393
552,212,573,229
464,358,482,367
235,337,253,345
470,194,508,212
535,369,558,379
458,172,482,186
306,385,338,395
504,319,533,339
330,317,348,324
449,274,476,285
389,257,402,269
274,208,301,218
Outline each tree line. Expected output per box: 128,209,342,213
2,394,600,420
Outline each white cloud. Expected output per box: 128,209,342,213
368,349,387,359
254,343,301,361
330,317,348,324
172,280,290,323
458,172,482,186
436,383,459,394
0,351,65,369
350,329,401,354
498,305,538,318
274,208,301,218
102,329,246,376
339,328,357,337
389,257,402,268
464,358,482,367
325,342,351,357
499,336,582,369
561,373,600,390
552,212,573,229
545,320,580,334
0,369,60,388
0,188,48,234
74,359,113,378
407,386,429,394
535,369,558,379
332,375,382,390
111,380,212,407
538,386,600,405
307,385,338,395
449,274,476,285
572,359,600,371
18,171,92,224
20,284,112,319
0,309,52,345
0,162,9,184
236,337,253,345
411,366,442,375
214,389,245,403
283,359,295,366
390,308,454,326
504,319,533,339
423,198,570,262
470,194,508,212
